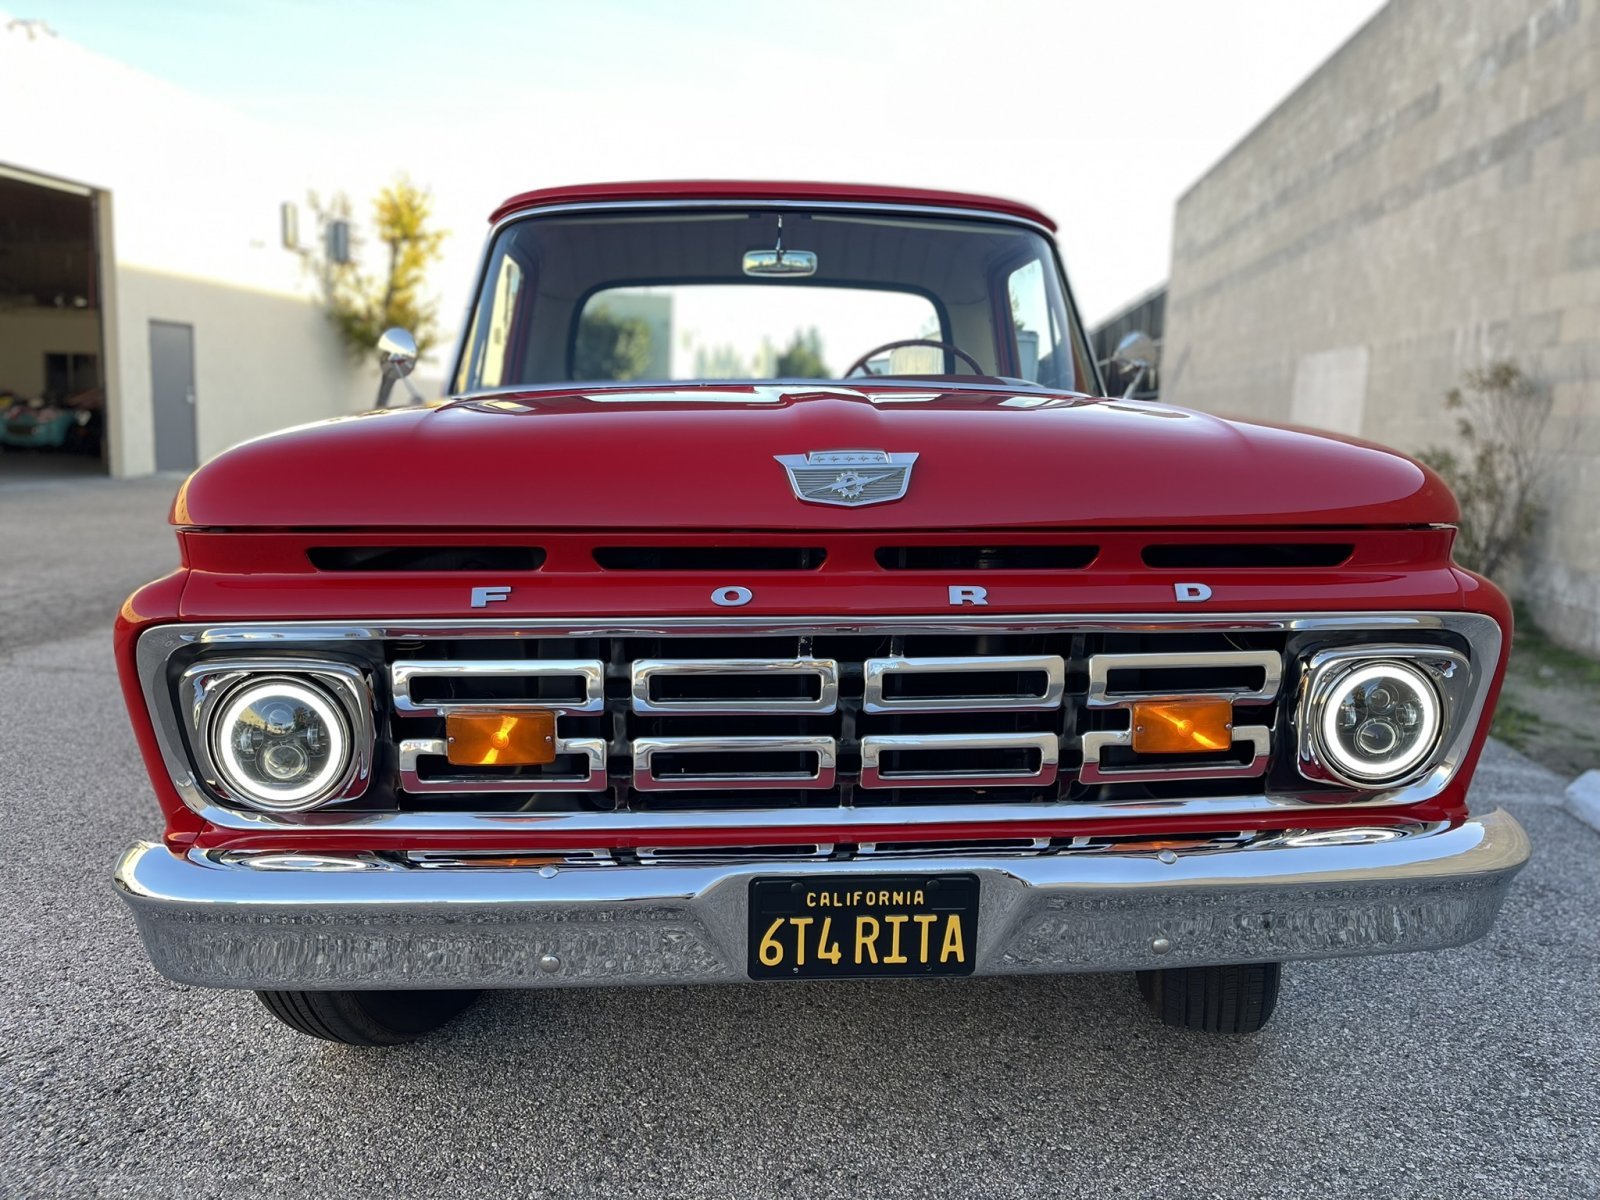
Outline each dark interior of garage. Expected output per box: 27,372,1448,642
0,172,106,478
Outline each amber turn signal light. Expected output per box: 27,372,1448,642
445,712,557,766
1129,698,1234,755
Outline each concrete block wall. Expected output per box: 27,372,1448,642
1163,0,1600,654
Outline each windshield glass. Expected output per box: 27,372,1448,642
452,208,1092,393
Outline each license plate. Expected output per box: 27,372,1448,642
747,873,979,979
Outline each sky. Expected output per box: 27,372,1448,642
12,0,1388,328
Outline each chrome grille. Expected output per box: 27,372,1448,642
138,612,1499,831
382,631,1294,810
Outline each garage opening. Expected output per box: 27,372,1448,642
0,167,108,480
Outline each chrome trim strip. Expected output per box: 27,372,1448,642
631,736,838,791
631,658,839,715
862,654,1065,713
139,611,1489,646
113,810,1531,988
399,736,608,794
1079,726,1272,784
1086,649,1283,708
390,659,605,716
134,611,1502,831
858,732,1059,789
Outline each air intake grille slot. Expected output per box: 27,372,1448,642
308,545,544,572
594,546,826,570
1141,543,1352,569
876,545,1097,570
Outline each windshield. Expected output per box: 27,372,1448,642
452,208,1093,394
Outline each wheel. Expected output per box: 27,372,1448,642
256,989,480,1045
1135,962,1281,1034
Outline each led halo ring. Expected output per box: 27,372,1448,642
1315,659,1442,785
210,677,352,810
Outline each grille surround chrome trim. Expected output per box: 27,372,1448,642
400,735,608,793
858,732,1060,788
631,658,839,715
390,659,605,717
862,654,1065,713
135,611,1502,832
632,736,838,791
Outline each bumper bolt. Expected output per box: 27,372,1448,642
538,953,561,974
1151,937,1172,955
1157,850,1178,865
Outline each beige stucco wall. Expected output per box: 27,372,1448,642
0,19,387,478
1163,0,1600,653
113,267,377,471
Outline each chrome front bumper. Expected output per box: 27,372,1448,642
114,810,1529,990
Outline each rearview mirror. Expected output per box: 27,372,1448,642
742,248,818,277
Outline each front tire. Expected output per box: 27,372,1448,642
1135,962,1281,1034
256,989,480,1045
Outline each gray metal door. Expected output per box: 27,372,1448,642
150,320,197,471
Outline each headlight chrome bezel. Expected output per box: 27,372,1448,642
179,659,375,812
1295,645,1472,791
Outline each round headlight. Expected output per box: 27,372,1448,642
1316,660,1442,785
210,678,351,811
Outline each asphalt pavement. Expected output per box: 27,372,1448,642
2,477,1597,1199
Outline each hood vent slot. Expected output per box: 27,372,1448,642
594,546,826,571
875,545,1097,570
309,545,544,572
1141,543,1352,569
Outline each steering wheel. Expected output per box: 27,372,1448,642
844,339,987,378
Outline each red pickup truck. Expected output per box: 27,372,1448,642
113,181,1528,1045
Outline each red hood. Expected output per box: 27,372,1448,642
172,385,1457,530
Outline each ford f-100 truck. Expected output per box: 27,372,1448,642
113,181,1528,1045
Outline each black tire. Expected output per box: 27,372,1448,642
1135,962,1281,1034
256,989,480,1046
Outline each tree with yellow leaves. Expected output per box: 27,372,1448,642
301,176,447,405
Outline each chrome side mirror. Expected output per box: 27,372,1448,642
1109,330,1158,399
377,327,418,381
1111,330,1157,372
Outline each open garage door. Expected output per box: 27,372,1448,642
0,167,108,481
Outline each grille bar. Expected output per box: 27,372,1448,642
632,736,839,791
391,659,605,716
1080,726,1272,784
631,658,839,714
859,732,1060,789
1086,650,1282,707
862,654,1065,713
398,736,608,793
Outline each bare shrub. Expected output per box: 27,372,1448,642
1416,360,1552,579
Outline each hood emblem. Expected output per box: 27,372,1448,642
774,450,918,507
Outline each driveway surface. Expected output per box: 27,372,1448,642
2,478,1596,1199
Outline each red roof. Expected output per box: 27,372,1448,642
488,180,1056,231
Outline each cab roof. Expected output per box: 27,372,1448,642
488,180,1056,231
